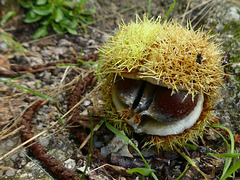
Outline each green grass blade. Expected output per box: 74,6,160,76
0,11,16,26
1,33,28,53
208,153,240,158
184,143,198,150
176,164,189,180
212,124,234,153
221,160,240,179
148,0,152,18
180,152,208,179
126,167,156,176
81,111,94,180
105,121,158,180
212,123,235,179
0,78,55,102
163,0,176,21
78,59,97,70
211,128,230,151
56,63,78,67
23,152,54,180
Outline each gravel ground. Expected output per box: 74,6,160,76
0,0,240,179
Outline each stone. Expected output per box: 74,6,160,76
5,169,15,176
101,132,133,158
59,39,72,46
83,100,91,106
0,41,8,51
64,159,76,170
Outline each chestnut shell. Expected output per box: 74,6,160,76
112,76,204,136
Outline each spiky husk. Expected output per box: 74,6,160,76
99,15,224,150
100,16,224,96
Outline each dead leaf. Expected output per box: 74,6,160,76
0,54,17,77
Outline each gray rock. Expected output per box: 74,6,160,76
39,137,50,147
5,169,15,177
41,49,53,57
101,132,133,158
0,41,8,51
6,139,14,147
59,39,72,46
30,46,41,52
226,6,240,22
22,42,29,48
54,47,68,55
10,153,18,161
29,57,44,65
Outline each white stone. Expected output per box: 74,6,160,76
64,159,76,170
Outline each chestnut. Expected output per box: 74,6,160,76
99,15,224,150
145,86,198,123
112,76,204,136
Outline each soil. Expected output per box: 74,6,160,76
0,0,240,179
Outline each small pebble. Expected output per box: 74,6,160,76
0,41,8,51
0,170,3,176
6,140,14,147
64,159,76,170
83,100,91,106
40,138,50,147
5,169,15,177
59,39,72,46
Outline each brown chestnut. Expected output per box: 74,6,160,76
112,76,204,136
142,86,198,123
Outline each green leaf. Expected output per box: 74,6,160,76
19,0,33,8
70,18,78,28
36,0,48,5
54,0,63,6
79,0,88,7
53,8,64,23
0,11,16,26
62,1,75,9
31,26,48,39
58,111,64,125
68,10,74,17
79,21,87,34
59,18,71,28
51,21,63,34
32,4,53,16
81,8,95,16
66,27,78,35
41,19,50,26
126,168,156,176
79,15,94,24
24,11,42,23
